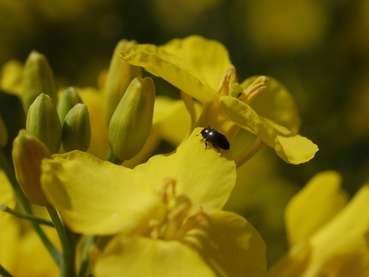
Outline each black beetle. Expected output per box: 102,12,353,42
200,127,230,150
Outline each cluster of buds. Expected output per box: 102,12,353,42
12,51,92,205
12,42,157,205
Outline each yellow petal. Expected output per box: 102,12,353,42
153,96,199,145
41,151,160,235
304,185,369,276
0,217,19,273
134,128,236,209
0,172,18,271
199,210,268,277
220,96,318,164
122,36,232,102
79,87,109,159
162,36,232,92
275,135,319,165
95,236,215,277
41,128,235,234
13,226,59,277
285,171,348,246
242,76,300,133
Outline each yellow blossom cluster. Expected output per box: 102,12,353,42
0,35,366,277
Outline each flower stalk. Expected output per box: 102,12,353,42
0,204,54,227
47,205,77,277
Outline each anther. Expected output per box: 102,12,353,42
239,76,269,103
218,67,237,97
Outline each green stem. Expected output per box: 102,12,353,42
78,236,95,277
0,205,54,227
0,151,60,265
47,205,76,277
0,264,13,277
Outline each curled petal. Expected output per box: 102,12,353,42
275,135,319,165
220,96,318,164
121,36,232,102
241,76,300,133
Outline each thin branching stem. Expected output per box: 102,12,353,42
0,205,54,227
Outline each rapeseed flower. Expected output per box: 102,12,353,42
121,35,318,164
41,129,267,276
272,171,369,276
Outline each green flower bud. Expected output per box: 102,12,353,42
105,40,142,125
62,103,91,151
0,115,8,147
22,51,57,111
57,87,82,121
26,93,61,153
12,130,50,205
109,77,155,161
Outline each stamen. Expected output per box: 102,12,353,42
148,178,211,242
218,67,237,97
239,76,269,103
148,219,161,239
158,177,177,205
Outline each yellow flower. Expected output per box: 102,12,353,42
121,35,318,164
0,170,59,277
272,171,369,276
41,129,267,276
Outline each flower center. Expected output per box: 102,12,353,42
145,178,209,242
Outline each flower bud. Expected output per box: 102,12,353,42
26,93,61,153
105,40,142,125
0,115,8,147
12,130,50,205
57,87,82,121
62,103,91,151
22,51,57,111
109,77,155,161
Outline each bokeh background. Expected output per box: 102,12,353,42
1,0,369,265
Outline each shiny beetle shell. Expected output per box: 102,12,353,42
200,127,230,150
